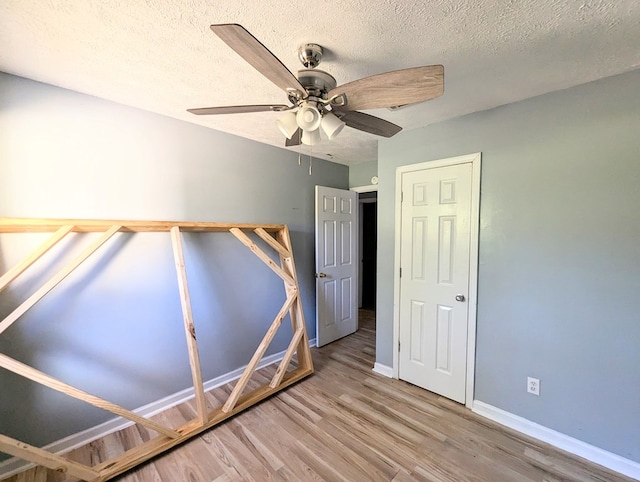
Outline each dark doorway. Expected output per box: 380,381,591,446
360,194,377,310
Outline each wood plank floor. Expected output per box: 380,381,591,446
4,310,634,482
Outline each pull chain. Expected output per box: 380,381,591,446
295,135,313,176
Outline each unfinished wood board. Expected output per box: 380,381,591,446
170,226,208,425
0,218,284,233
0,218,313,482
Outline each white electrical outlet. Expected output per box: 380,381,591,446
527,377,540,395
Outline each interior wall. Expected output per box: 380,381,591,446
377,69,640,463
0,72,348,453
349,160,377,188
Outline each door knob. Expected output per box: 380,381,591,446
316,272,327,278
455,294,466,302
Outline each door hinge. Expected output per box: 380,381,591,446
398,339,401,351
401,191,404,203
399,267,402,278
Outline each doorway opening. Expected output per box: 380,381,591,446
359,191,377,311
358,186,378,359
314,185,377,347
357,190,377,341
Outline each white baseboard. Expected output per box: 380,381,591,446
372,362,394,378
472,400,640,480
0,338,317,479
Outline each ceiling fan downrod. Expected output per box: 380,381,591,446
298,43,323,68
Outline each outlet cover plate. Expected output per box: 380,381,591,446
528,377,540,395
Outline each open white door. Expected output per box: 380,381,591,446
315,186,358,347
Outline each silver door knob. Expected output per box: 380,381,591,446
455,294,466,302
316,272,327,278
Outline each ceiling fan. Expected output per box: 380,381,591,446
188,24,444,147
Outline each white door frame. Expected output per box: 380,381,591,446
393,152,481,408
351,184,379,194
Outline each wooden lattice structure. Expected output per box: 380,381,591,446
0,218,314,481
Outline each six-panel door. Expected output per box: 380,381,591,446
398,163,472,403
315,186,358,347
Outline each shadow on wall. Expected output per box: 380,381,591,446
0,242,31,432
286,229,316,336
0,228,295,461
0,232,150,461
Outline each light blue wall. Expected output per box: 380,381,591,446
0,72,347,453
378,70,640,463
349,160,377,188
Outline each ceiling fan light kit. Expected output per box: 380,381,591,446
301,128,322,146
296,101,322,131
277,111,299,139
320,112,345,139
279,100,346,145
188,23,444,151
296,100,341,145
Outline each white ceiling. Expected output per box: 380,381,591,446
1,1,639,165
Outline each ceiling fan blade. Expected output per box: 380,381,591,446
285,128,302,147
329,65,444,111
338,111,402,138
187,105,290,115
211,24,305,95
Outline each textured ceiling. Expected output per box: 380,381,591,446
1,1,639,165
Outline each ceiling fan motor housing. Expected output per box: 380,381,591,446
296,69,337,99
